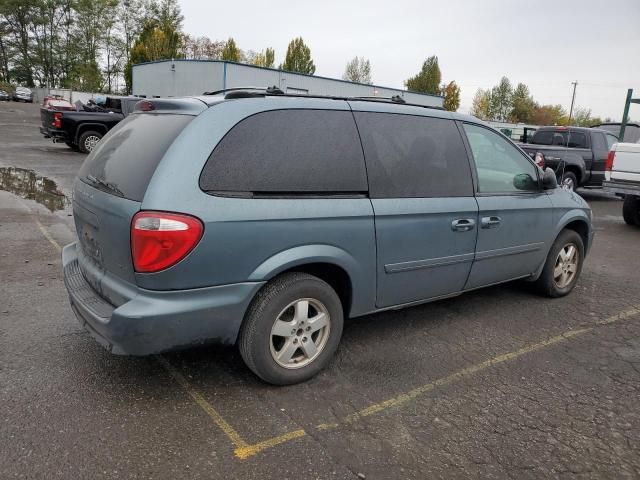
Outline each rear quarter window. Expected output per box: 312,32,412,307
199,109,367,194
78,113,193,201
354,112,473,198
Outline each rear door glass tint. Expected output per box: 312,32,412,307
354,112,473,198
78,113,193,201
199,109,367,194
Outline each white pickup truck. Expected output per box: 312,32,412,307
603,140,640,226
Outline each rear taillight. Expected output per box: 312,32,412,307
52,112,62,128
534,151,545,169
605,150,616,171
131,211,204,273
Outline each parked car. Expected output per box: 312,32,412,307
61,91,593,385
519,126,618,190
39,96,140,153
603,139,640,226
0,90,10,101
13,86,33,103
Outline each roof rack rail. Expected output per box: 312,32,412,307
350,95,406,104
203,85,284,96
201,86,444,110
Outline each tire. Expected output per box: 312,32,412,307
535,229,584,298
239,272,344,385
78,130,103,154
622,195,640,226
559,171,578,191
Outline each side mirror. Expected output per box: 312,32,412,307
513,173,538,191
541,167,558,190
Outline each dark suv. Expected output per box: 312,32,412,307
62,90,593,385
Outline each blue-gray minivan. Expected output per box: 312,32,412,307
62,90,593,385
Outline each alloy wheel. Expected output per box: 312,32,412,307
553,243,579,288
270,298,331,369
84,135,100,152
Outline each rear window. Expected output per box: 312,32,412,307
199,109,367,195
78,113,192,201
531,130,587,148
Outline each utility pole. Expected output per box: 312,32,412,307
568,81,578,124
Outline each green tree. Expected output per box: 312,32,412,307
221,37,240,62
571,107,602,127
69,0,118,91
280,37,315,74
124,0,183,93
125,23,183,90
509,82,536,123
489,76,513,121
0,0,38,86
441,80,460,111
0,16,10,82
342,56,371,84
531,104,568,126
405,55,441,95
250,47,274,67
471,88,491,120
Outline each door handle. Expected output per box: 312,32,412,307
481,216,502,229
451,218,476,232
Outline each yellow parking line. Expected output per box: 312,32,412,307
234,429,307,460
156,356,250,450
237,305,640,459
34,218,62,252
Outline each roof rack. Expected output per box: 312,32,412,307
202,86,443,110
203,85,284,96
350,95,407,104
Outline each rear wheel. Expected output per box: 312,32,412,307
622,195,640,226
239,272,344,385
559,171,578,191
535,229,584,298
78,130,102,154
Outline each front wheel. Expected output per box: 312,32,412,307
78,130,103,154
239,272,344,385
622,195,640,226
534,229,585,297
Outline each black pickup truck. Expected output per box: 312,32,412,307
519,126,618,190
40,96,141,153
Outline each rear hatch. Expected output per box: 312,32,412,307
73,109,196,298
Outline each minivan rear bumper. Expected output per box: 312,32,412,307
62,242,264,355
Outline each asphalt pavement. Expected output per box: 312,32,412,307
1,101,639,479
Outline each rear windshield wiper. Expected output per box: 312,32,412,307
85,174,124,198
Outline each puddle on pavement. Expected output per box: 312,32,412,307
0,167,70,212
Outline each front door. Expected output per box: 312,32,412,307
461,123,553,289
352,107,478,307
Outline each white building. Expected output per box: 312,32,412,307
132,59,443,108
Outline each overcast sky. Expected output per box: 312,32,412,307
180,0,640,120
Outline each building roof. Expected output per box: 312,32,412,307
132,59,443,100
